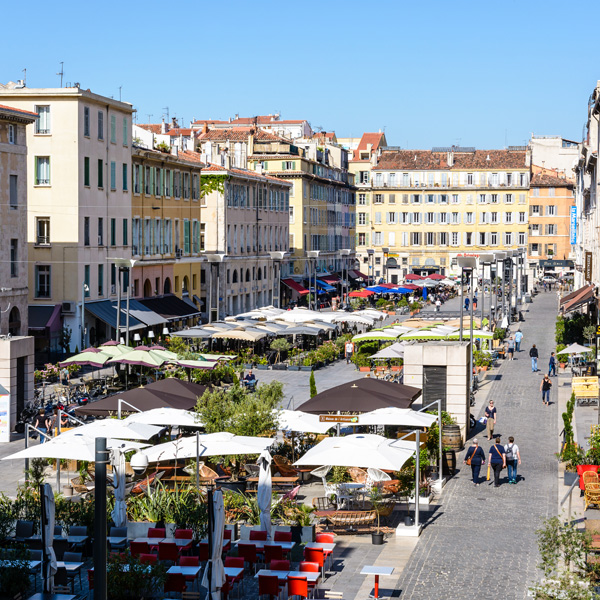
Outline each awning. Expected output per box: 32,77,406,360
139,294,202,321
126,299,167,327
316,279,336,292
193,295,204,307
28,304,62,332
349,270,369,281
320,274,340,284
281,278,309,295
85,300,145,331
560,284,595,315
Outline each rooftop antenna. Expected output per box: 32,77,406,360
162,106,170,122
146,114,153,123
22,68,26,86
57,62,64,88
118,86,122,102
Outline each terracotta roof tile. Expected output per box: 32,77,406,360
375,149,528,171
192,115,307,127
137,123,162,134
356,132,385,153
202,163,292,185
168,128,192,137
0,104,38,117
531,173,574,188
196,127,290,143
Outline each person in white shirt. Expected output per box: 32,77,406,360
435,299,441,312
504,436,521,484
344,340,355,364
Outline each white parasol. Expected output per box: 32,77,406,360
257,450,272,540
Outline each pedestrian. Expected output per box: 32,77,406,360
464,438,486,485
60,366,70,386
464,296,470,311
548,352,557,376
488,437,506,487
530,344,539,372
435,299,441,312
540,373,552,406
33,409,50,444
504,436,521,484
514,330,523,352
485,400,497,440
507,336,515,360
473,295,478,310
344,339,355,364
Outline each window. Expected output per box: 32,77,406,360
358,212,367,226
374,212,382,224
531,224,540,235
200,223,205,251
110,115,116,143
35,157,50,185
36,217,50,245
491,194,498,203
98,264,104,296
505,212,513,224
83,107,90,136
465,212,473,224
451,232,459,246
412,212,421,224
505,193,513,204
532,188,540,197
122,163,128,191
122,219,128,246
490,232,498,246
504,232,513,246
35,265,51,298
411,232,421,246
84,157,90,186
98,111,104,140
519,211,526,223
427,194,435,204
428,173,434,187
479,212,487,224
546,224,556,235
465,232,473,246
110,161,116,190
84,265,90,297
451,194,459,204
478,193,486,204
518,232,526,245
467,173,474,185
8,124,15,144
10,239,17,277
531,205,540,215
98,217,104,246
426,212,435,224
388,194,396,204
184,220,191,254
451,212,460,224
412,194,421,204
440,232,448,246
374,194,383,204
491,211,498,223
282,161,296,170
110,218,116,246
426,232,435,245
9,175,17,208
373,232,383,246
35,106,50,134
479,232,486,245
84,217,90,246
387,212,397,224
123,117,128,146
97,159,104,188
358,233,366,245
360,171,370,183
439,212,447,224
546,205,556,216
440,194,448,204
358,193,367,205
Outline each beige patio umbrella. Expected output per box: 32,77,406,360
211,329,268,342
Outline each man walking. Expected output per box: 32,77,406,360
548,352,557,376
488,437,506,487
345,339,355,364
504,436,521,484
464,296,470,311
514,330,523,352
529,344,539,372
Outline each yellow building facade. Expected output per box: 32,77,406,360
356,148,531,282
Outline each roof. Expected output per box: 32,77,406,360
84,300,145,331
531,173,574,188
0,103,38,118
196,127,290,143
192,115,307,127
137,123,161,134
168,128,192,137
560,284,595,314
28,304,61,331
127,299,168,326
138,294,201,321
356,132,386,154
177,150,205,165
202,163,293,185
374,149,528,171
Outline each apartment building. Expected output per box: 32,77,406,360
357,147,530,282
0,83,134,351
192,114,312,140
199,163,291,319
527,170,575,279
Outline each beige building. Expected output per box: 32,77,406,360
0,104,37,336
200,163,291,319
0,83,134,352
357,148,530,282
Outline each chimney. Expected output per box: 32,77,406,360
224,153,231,169
256,163,263,174
447,151,454,167
170,145,178,157
248,132,254,158
161,118,167,134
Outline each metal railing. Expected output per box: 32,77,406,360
560,477,580,522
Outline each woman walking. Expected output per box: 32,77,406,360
507,337,515,360
464,439,486,485
485,400,497,440
488,437,506,487
504,436,521,484
540,373,552,406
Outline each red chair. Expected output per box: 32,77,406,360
298,561,320,595
224,556,244,595
175,528,193,553
238,543,259,573
288,575,309,600
270,559,290,571
198,542,210,562
158,542,179,564
259,574,281,600
179,556,200,587
129,541,150,557
139,553,157,565
264,545,283,566
87,569,94,591
222,528,232,553
304,547,325,577
148,527,166,538
249,530,268,541
273,531,292,542
315,533,334,569
164,572,187,596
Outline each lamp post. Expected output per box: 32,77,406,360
505,250,514,321
457,256,477,395
382,247,389,284
81,282,89,350
269,251,287,309
206,254,226,322
93,437,109,600
307,251,320,310
111,259,137,346
366,249,374,287
478,254,495,331
494,252,506,324
340,249,351,307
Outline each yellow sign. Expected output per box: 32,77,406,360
319,415,359,423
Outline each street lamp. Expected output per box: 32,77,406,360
457,256,477,396
494,252,507,323
269,251,288,309
110,258,137,346
307,251,320,310
382,247,389,284
340,249,351,307
366,249,374,287
504,250,515,321
81,283,89,350
205,254,226,322
478,253,495,332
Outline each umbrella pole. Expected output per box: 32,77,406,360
40,483,49,592
94,437,108,600
415,429,420,529
207,488,214,596
196,431,200,496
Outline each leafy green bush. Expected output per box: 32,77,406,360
556,344,568,363
493,328,506,340
0,545,31,597
107,550,168,600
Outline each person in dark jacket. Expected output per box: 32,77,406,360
464,439,486,485
489,437,506,487
529,344,539,372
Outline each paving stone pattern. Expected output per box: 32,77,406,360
394,293,559,600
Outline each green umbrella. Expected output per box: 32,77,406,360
352,331,400,342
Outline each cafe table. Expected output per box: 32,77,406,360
234,540,295,552
107,536,127,547
305,541,336,553
168,565,202,577
255,569,320,584
360,565,394,600
56,561,84,573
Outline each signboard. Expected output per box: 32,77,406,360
0,393,10,443
596,325,600,337
538,259,574,268
570,206,577,245
319,415,359,423
585,252,593,282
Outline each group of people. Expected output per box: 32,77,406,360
32,407,68,443
464,436,522,487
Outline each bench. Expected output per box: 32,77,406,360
325,510,377,532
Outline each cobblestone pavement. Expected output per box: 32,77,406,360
394,292,559,600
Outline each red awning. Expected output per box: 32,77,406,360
405,274,424,280
428,274,445,280
321,274,340,284
379,283,397,289
402,283,421,290
349,290,374,298
282,278,309,295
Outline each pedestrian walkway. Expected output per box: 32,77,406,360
393,292,559,600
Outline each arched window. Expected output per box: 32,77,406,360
182,276,189,294
163,278,172,294
245,269,251,282
143,279,152,298
232,270,238,283
8,306,20,336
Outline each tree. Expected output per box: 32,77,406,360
309,370,317,398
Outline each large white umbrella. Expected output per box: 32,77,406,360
276,309,322,324
355,309,387,320
171,328,215,339
124,407,202,428
58,419,163,441
329,314,375,326
111,448,127,528
108,349,167,368
210,490,226,599
446,329,493,340
293,433,415,471
277,409,336,434
257,450,272,540
99,342,134,357
60,348,112,368
352,331,399,342
369,344,405,359
562,343,592,354
142,432,274,463
41,483,57,593
211,329,268,342
358,407,438,428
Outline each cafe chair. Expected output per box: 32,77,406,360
69,525,88,554
259,574,281,600
249,530,268,541
158,541,180,565
299,561,320,596
304,547,325,577
264,544,284,565
288,575,309,600
238,543,259,573
315,533,334,569
198,541,210,563
273,455,300,478
180,556,200,588
175,528,194,553
13,520,34,542
270,559,290,572
108,526,128,551
130,541,150,557
139,553,158,564
164,572,187,597
63,551,83,590
224,556,245,595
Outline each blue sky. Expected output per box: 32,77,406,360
2,0,598,149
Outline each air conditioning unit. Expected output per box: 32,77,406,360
62,301,76,314
175,249,183,259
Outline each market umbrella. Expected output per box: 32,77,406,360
369,344,406,359
329,314,374,326
142,432,274,463
124,407,202,428
352,331,399,342
280,326,321,336
358,407,438,428
111,448,127,528
257,450,272,540
59,349,112,368
446,329,493,340
405,274,424,280
147,345,178,359
211,329,268,342
171,358,219,370
293,434,415,471
428,274,445,280
108,349,167,368
171,328,215,339
277,409,337,434
296,378,421,413
99,342,134,357
401,283,421,290
561,343,592,354
353,309,387,320
399,328,447,341
348,290,374,298
58,419,163,441
41,482,57,593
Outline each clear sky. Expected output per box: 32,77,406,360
2,0,598,149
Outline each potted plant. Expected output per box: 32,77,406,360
255,356,269,370
368,486,385,545
556,344,568,369
107,550,168,599
270,338,290,370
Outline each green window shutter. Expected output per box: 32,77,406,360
365,214,369,225
84,157,90,186
170,170,174,194
292,161,296,170
110,219,116,245
184,221,190,253
150,168,155,194
98,159,103,188
366,194,370,205
122,163,128,191
282,162,286,170
365,234,369,246
355,233,359,246
123,117,128,146
122,219,128,246
110,162,116,190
